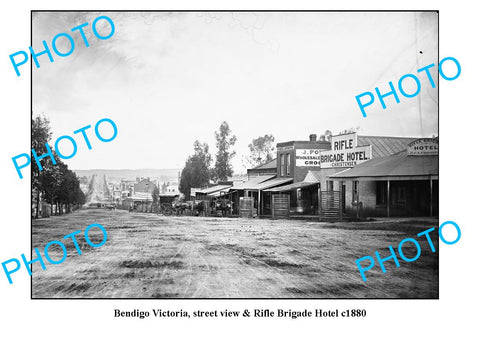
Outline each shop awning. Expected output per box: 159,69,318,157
196,184,233,195
329,151,438,181
264,181,319,192
247,177,293,191
229,175,276,190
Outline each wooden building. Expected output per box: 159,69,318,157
329,138,438,217
267,132,419,219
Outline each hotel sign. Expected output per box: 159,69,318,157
407,138,438,156
319,145,372,168
321,133,371,168
296,132,372,168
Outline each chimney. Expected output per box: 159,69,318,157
309,134,317,142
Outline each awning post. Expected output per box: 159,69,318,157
430,176,433,217
318,184,321,221
356,180,360,220
387,180,390,217
258,189,261,216
339,181,343,221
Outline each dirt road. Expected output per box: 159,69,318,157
85,174,110,205
31,209,439,298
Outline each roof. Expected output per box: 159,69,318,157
304,170,322,183
250,158,277,170
196,184,232,195
230,174,276,190
228,175,248,183
252,177,293,190
329,151,438,180
264,170,322,192
135,179,157,185
358,135,417,158
264,181,318,192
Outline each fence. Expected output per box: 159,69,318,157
319,190,342,221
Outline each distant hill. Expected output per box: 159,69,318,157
73,168,181,181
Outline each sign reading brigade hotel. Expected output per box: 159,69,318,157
296,132,372,168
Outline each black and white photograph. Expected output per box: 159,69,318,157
29,11,439,299
3,0,480,338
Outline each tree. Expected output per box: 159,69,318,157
213,121,237,181
74,186,86,208
55,162,71,214
152,186,160,204
32,115,54,218
38,163,62,216
244,134,276,168
32,114,85,217
318,130,333,142
179,140,212,197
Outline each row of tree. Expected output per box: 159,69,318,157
178,121,276,197
32,115,86,218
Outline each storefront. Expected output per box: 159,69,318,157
264,171,321,215
226,175,292,216
266,132,417,219
328,138,439,218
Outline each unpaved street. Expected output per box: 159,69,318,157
32,209,439,298
85,174,110,205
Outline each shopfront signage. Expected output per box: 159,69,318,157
295,149,322,166
319,145,372,168
296,132,372,168
407,138,438,156
322,132,371,168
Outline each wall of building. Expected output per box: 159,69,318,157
342,180,382,217
268,133,439,219
247,168,276,178
341,180,439,218
276,140,330,182
134,180,157,194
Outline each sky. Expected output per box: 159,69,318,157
32,11,438,173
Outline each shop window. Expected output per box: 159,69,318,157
352,181,358,203
376,181,387,205
286,153,291,176
280,154,285,177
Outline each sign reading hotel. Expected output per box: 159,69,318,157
407,138,438,156
296,132,372,168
